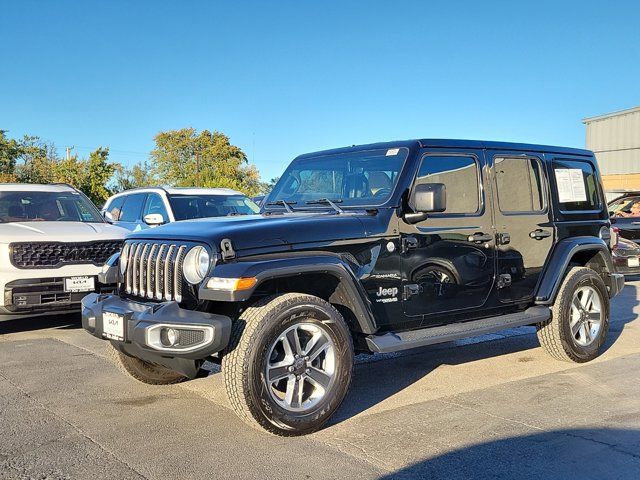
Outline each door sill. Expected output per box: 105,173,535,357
366,306,550,353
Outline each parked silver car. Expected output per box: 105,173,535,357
101,187,260,231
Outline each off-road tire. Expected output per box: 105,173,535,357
222,293,353,436
537,267,610,363
109,343,187,385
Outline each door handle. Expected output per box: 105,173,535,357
530,229,551,240
467,232,493,243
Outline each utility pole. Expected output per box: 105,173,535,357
65,146,74,161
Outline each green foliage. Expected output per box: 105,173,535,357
79,148,117,205
14,136,58,184
0,130,21,181
2,128,269,205
8,134,116,205
150,128,262,196
113,160,157,192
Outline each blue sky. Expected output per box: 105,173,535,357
1,0,639,181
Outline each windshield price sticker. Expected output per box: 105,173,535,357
555,168,587,203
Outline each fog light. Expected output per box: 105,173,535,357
160,327,179,347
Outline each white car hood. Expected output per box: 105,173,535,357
0,222,128,243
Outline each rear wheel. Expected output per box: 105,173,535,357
222,293,353,436
109,344,187,385
537,267,610,363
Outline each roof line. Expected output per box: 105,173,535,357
582,105,640,123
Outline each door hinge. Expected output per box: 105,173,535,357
497,232,511,245
220,238,236,260
402,236,418,253
497,274,512,289
403,283,422,300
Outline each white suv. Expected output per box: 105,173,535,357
0,184,127,321
101,187,260,231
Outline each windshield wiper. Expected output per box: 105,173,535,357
305,198,344,214
226,212,248,216
265,200,296,213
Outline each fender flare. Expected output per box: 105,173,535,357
535,236,613,304
199,255,378,334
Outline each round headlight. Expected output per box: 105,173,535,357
119,244,130,275
183,246,210,284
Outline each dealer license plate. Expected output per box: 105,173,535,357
64,276,95,293
628,257,640,268
102,311,125,341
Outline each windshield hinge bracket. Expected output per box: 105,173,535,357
220,238,236,260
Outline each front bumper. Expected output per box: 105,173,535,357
1,277,116,320
81,293,232,378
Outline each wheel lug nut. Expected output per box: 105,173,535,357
296,375,301,380
305,368,310,373
304,356,309,361
288,366,294,372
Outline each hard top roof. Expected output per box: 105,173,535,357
295,139,592,159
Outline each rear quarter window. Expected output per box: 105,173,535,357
552,159,601,212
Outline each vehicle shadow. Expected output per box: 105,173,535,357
331,282,638,425
331,330,540,424
378,428,640,479
0,312,81,335
604,281,638,351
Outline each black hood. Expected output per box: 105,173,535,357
127,212,369,252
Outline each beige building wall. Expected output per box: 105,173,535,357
583,106,640,193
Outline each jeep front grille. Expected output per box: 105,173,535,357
10,241,123,269
122,241,188,302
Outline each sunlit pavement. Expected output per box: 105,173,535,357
2,280,640,479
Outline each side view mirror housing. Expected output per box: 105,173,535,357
102,211,114,223
405,183,446,224
143,213,166,226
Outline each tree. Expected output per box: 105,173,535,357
113,160,157,192
260,176,280,195
0,130,21,182
150,128,263,196
77,147,116,205
14,136,58,184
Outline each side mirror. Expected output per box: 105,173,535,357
103,211,114,223
143,213,165,226
405,183,446,224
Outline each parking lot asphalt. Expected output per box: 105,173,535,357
2,280,640,479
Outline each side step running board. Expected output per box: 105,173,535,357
366,306,551,354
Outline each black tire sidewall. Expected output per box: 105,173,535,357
245,301,353,434
558,271,610,361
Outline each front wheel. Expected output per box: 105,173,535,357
537,267,610,363
222,293,353,436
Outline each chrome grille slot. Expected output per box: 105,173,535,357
154,244,166,300
120,241,193,303
174,245,187,303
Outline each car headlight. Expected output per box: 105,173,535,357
119,244,130,275
183,246,210,284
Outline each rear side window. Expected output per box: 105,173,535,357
552,159,600,211
414,155,480,214
106,196,126,221
495,157,545,213
119,193,146,222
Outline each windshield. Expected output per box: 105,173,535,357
169,194,260,221
0,190,103,223
266,147,408,209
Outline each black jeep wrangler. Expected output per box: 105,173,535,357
82,139,624,435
